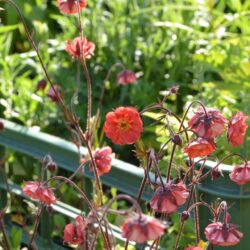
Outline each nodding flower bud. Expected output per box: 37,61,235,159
181,211,190,221
36,79,47,92
211,168,223,181
169,85,179,94
47,161,56,173
171,134,182,146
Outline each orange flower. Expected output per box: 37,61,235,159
150,182,189,214
93,147,113,176
205,222,243,246
227,112,248,147
229,162,250,185
64,216,85,245
65,37,95,60
183,138,216,158
104,107,143,145
23,181,56,206
188,108,227,139
121,214,165,243
117,70,137,85
57,0,87,15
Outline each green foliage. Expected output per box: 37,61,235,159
9,226,22,250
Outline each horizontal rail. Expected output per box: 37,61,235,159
0,119,153,201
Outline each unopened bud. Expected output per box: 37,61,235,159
47,162,56,173
36,79,47,92
211,168,223,181
170,85,179,94
171,134,182,146
181,211,190,221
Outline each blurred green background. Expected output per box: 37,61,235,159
0,0,250,248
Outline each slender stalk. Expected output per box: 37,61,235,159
166,144,176,182
28,206,43,248
81,61,92,139
74,125,103,204
193,191,200,244
174,185,195,250
199,153,248,182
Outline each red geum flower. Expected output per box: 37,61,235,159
64,215,85,245
57,0,87,15
121,214,165,243
150,182,189,214
205,222,243,246
23,181,56,206
188,108,227,139
47,85,62,103
93,146,113,176
229,162,250,185
183,138,216,158
117,70,137,85
65,37,95,60
104,107,143,145
227,112,248,147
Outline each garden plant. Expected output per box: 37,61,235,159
0,0,249,250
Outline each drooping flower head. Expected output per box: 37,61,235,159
227,112,248,147
117,70,137,85
188,108,227,139
65,37,95,60
57,0,87,15
150,182,189,214
93,146,113,176
64,215,85,245
104,107,143,145
229,162,250,185
47,84,63,103
205,222,243,246
183,138,216,158
23,181,56,206
121,214,165,243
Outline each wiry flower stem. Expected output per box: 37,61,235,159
28,206,43,248
199,153,248,182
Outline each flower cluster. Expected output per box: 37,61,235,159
184,108,248,159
